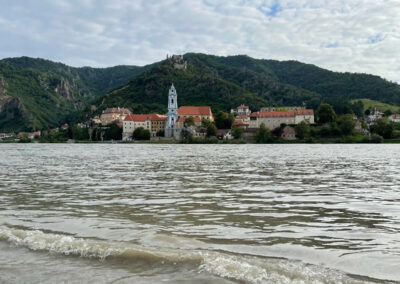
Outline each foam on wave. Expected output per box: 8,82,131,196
0,226,373,284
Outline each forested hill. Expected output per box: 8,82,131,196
0,57,153,131
97,53,400,115
1,53,399,132
183,53,400,107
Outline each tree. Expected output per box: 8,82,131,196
338,114,355,135
132,127,151,140
254,123,271,143
350,100,364,118
206,123,217,137
231,126,243,139
342,106,354,115
104,123,122,140
370,118,393,139
317,104,337,124
18,134,31,143
214,111,235,129
71,124,89,140
295,121,310,139
384,109,393,117
184,116,195,127
156,130,165,137
201,118,212,129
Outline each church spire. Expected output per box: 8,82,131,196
166,83,178,132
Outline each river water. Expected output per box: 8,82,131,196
0,144,399,283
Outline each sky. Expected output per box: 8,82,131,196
0,0,399,82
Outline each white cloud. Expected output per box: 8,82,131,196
0,0,399,82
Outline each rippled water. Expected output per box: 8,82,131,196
0,144,399,283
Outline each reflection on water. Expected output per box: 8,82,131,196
0,144,399,283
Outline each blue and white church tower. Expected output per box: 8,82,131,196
165,84,179,138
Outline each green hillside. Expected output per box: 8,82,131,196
350,99,400,113
184,54,400,109
0,57,152,131
97,62,270,114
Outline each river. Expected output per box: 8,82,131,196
0,144,399,283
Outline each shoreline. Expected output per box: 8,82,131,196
2,139,400,144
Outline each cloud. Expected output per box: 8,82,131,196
0,0,399,82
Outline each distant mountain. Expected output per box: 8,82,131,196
1,53,399,132
0,57,153,131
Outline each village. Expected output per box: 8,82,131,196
2,82,400,143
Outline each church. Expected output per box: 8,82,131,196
165,84,213,139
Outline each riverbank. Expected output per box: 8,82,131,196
2,138,400,144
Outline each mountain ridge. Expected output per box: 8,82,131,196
1,53,399,132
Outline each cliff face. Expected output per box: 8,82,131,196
0,76,10,113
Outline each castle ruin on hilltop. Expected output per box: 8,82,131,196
166,54,187,70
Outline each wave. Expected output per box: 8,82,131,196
0,226,375,284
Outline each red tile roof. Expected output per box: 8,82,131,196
149,114,167,121
124,114,148,122
178,106,212,116
282,126,296,135
178,116,202,123
237,104,249,109
125,114,167,122
232,119,248,127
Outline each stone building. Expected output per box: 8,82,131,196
231,104,251,116
249,109,314,129
166,54,187,70
260,106,305,112
100,107,131,126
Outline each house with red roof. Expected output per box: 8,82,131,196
100,107,132,126
281,126,296,140
249,109,314,129
123,113,167,140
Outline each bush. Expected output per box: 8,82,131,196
255,123,272,143
231,126,243,139
319,127,330,137
18,135,31,143
361,136,371,143
206,124,217,137
295,121,310,140
104,123,122,140
181,137,219,144
133,127,151,140
370,134,383,143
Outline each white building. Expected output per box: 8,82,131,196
366,108,383,125
122,114,151,140
231,104,251,116
389,114,400,123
